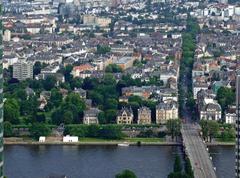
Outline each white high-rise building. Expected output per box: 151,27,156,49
3,29,11,42
13,60,33,81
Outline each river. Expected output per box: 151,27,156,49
3,145,234,178
209,146,235,178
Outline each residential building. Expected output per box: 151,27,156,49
193,82,208,99
114,56,135,70
156,100,178,124
137,107,151,124
73,88,87,99
225,106,236,124
13,60,33,81
71,64,96,78
83,108,101,125
117,107,133,124
3,29,11,41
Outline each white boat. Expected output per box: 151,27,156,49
118,142,130,147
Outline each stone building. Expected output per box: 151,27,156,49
137,107,151,124
117,107,133,124
83,108,101,125
200,102,222,121
156,100,178,124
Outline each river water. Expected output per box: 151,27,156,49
3,145,234,178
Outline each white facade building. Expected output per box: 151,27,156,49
13,60,33,81
63,135,79,143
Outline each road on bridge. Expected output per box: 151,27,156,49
180,65,217,178
181,123,217,178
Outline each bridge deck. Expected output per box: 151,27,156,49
181,123,217,178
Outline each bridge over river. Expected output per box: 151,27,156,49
181,123,217,178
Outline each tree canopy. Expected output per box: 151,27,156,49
115,170,137,178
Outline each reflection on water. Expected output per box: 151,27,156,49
209,146,235,178
4,145,180,178
4,145,234,178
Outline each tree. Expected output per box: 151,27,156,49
33,61,42,76
70,78,82,89
185,158,194,178
200,120,219,142
105,98,118,110
20,96,39,116
168,172,185,178
103,73,116,85
82,77,98,90
87,124,100,137
4,98,20,124
208,121,219,142
43,76,57,91
105,109,117,123
186,94,195,113
174,155,182,173
200,120,208,140
64,125,88,137
29,80,43,90
63,111,74,124
166,119,181,141
50,89,63,107
4,121,13,137
89,91,104,106
115,170,137,178
52,109,63,125
65,93,86,113
51,93,86,125
138,129,154,138
13,89,27,101
35,113,46,123
216,87,235,113
105,64,122,73
128,96,143,105
98,112,106,124
61,65,73,82
98,125,123,139
30,123,51,140
96,45,111,54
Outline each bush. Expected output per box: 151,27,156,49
64,125,124,139
158,131,166,138
4,121,13,137
64,125,88,137
30,123,51,140
98,125,124,140
137,129,155,138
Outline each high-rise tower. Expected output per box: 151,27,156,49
0,1,3,177
236,72,240,178
0,2,3,177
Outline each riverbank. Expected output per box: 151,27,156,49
4,137,182,146
4,141,182,146
206,142,235,146
4,137,235,146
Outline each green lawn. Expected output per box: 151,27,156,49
216,138,235,143
78,137,165,143
79,137,118,142
125,137,165,143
